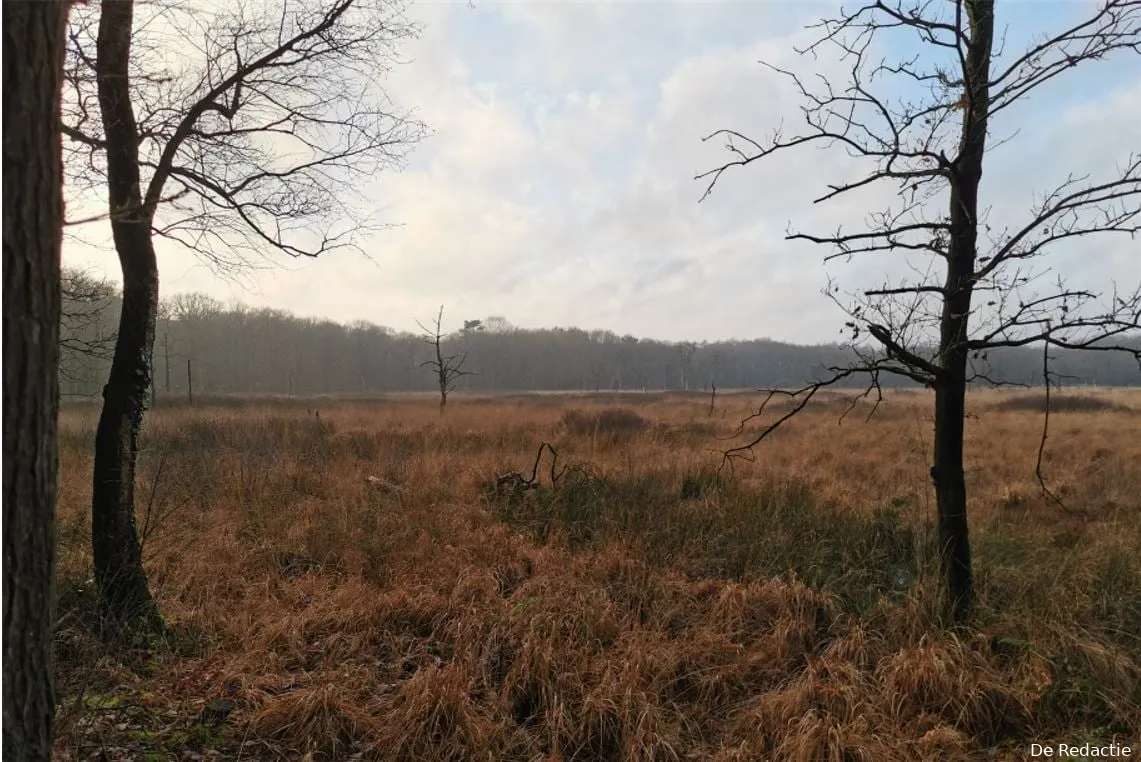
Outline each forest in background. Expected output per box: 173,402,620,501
61,269,1141,399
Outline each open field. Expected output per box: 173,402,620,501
53,389,1141,760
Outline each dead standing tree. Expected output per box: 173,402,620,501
59,267,118,390
419,305,475,413
676,340,698,391
699,0,1140,621
62,0,426,631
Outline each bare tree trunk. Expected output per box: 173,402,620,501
436,341,447,412
438,361,448,413
91,0,163,633
3,1,69,756
932,381,972,619
931,0,994,622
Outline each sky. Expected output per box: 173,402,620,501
63,0,1141,344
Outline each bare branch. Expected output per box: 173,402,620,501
62,0,429,266
723,368,887,464
988,0,1141,114
1034,339,1092,519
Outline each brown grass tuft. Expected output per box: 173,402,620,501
247,677,381,759
560,407,649,439
376,661,525,761
989,392,1135,414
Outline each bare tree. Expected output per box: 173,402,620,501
699,0,1140,620
419,305,475,412
60,267,118,389
676,340,699,390
482,315,514,334
3,1,70,756
62,0,427,630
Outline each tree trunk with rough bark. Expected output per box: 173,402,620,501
91,0,163,634
931,0,994,622
3,1,70,757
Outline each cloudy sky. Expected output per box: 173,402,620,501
63,0,1140,343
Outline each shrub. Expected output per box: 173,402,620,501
990,393,1132,414
560,407,648,437
680,466,721,500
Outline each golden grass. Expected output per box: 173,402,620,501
52,389,1141,760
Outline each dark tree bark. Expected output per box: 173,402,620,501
2,1,70,757
91,0,163,633
932,0,994,620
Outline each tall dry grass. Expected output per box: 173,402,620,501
52,389,1141,760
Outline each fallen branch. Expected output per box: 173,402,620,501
495,441,567,499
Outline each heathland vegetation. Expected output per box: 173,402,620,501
5,0,1139,758
52,390,1140,759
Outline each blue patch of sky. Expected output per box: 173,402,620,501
398,2,1134,216
875,2,1133,152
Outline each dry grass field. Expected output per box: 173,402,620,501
52,388,1141,760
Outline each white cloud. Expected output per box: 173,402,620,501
63,0,1140,344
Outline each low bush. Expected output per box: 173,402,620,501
560,407,649,437
990,393,1132,414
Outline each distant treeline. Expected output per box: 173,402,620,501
60,270,1141,398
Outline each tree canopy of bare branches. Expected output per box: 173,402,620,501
59,267,118,386
699,0,1140,620
64,0,426,267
